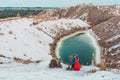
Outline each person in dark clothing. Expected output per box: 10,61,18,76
71,55,76,68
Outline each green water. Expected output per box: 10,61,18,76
58,33,96,65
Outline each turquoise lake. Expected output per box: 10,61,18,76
57,33,97,65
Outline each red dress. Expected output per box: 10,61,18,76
74,58,81,71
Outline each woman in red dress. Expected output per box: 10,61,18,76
74,56,81,71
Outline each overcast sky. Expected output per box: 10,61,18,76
0,0,120,7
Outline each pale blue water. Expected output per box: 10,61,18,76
58,33,96,65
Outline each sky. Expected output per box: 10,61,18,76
0,0,120,7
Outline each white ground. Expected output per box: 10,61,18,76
0,60,120,80
0,18,120,80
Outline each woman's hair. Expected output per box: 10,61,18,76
76,56,79,59
73,54,76,57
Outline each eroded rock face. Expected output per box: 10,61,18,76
92,16,120,64
93,16,120,40
35,4,120,25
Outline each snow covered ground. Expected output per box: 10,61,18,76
0,18,120,80
0,18,52,60
36,18,90,37
0,60,120,80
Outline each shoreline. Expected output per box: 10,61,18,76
55,31,86,59
55,30,101,65
86,31,101,64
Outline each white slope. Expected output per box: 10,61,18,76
36,18,90,37
0,18,52,61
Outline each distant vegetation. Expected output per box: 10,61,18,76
0,7,43,19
